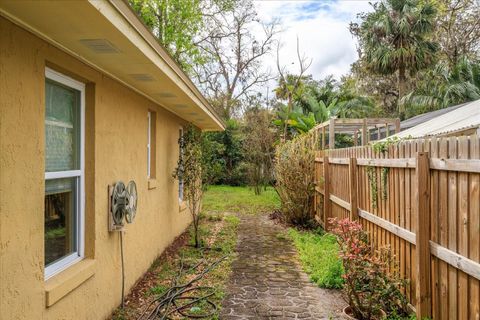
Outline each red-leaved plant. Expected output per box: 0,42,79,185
330,218,409,320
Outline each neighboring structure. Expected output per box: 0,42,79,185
398,103,467,132
310,117,401,148
393,99,480,139
0,1,223,319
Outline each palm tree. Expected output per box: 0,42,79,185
401,56,480,116
298,76,378,120
352,0,439,114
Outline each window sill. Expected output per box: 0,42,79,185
148,179,157,190
179,201,187,212
45,259,95,307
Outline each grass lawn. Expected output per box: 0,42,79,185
287,228,344,289
203,185,280,215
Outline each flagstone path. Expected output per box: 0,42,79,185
220,214,346,319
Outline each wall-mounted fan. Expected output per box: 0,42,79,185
109,180,138,231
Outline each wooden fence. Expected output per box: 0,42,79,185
314,135,480,319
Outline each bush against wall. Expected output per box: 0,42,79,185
274,132,318,226
173,124,204,248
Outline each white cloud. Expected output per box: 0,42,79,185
253,0,374,83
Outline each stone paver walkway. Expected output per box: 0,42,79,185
221,214,346,319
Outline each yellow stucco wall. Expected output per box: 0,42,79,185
0,17,191,320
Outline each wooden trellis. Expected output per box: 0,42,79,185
312,118,401,149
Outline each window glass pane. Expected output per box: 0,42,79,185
45,177,78,266
45,79,80,172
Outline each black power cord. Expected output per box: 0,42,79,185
120,231,125,309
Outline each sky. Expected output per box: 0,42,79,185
253,0,375,85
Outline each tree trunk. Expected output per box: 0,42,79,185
282,94,293,141
193,214,200,248
398,65,407,117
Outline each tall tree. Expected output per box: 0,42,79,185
242,107,276,194
128,0,205,71
351,0,439,115
194,0,280,119
436,0,480,66
173,125,204,248
350,59,399,115
401,56,480,115
275,38,312,140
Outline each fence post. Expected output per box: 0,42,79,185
395,118,401,133
362,118,367,145
323,156,331,230
348,157,358,220
329,119,335,149
322,127,326,150
415,152,432,318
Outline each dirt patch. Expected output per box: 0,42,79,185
110,229,190,319
110,213,240,320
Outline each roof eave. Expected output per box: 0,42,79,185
107,0,225,130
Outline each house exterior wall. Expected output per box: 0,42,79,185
0,17,191,320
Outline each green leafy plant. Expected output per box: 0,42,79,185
366,166,378,209
242,107,276,194
350,0,439,114
330,218,409,320
288,228,344,289
381,167,389,200
201,119,245,186
274,134,316,226
173,124,204,248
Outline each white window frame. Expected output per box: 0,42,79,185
147,111,152,178
44,67,85,280
178,127,184,202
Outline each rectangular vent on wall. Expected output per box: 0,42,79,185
174,104,189,109
156,92,177,98
129,74,155,82
79,39,120,53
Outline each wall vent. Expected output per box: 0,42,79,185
79,39,120,53
174,104,189,109
156,92,177,98
129,74,155,82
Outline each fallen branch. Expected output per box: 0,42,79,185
137,256,227,320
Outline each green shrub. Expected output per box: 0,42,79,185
288,228,344,289
274,133,317,226
201,119,246,186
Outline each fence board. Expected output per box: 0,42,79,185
469,137,480,320
430,138,439,319
438,138,449,319
448,137,458,320
415,152,431,317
